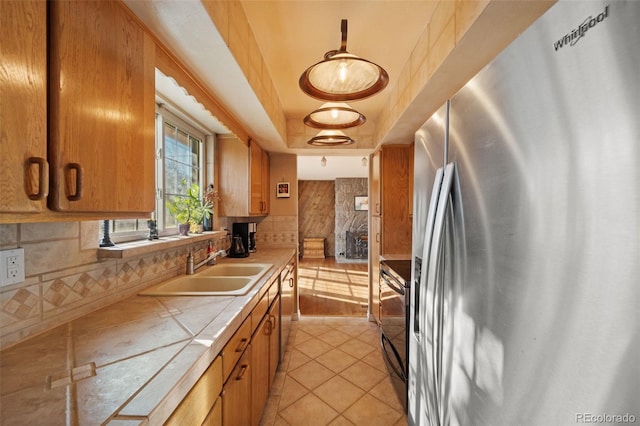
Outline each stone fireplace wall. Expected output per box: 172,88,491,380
334,178,368,262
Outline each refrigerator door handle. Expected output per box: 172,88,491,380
439,196,456,426
415,167,445,339
415,166,447,425
427,162,456,426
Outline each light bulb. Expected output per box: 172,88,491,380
338,61,348,82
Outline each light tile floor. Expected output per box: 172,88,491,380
260,316,407,426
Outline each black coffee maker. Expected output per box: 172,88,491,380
230,223,251,258
248,222,256,253
228,234,248,258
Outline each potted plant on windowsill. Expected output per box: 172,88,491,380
167,180,213,236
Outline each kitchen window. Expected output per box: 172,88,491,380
104,105,210,243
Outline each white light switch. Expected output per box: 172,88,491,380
0,248,25,286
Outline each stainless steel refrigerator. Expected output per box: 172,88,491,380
408,1,639,425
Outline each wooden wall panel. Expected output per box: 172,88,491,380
298,181,334,257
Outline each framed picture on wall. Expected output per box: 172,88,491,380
277,182,290,198
354,196,368,211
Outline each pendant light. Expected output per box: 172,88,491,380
304,102,366,129
307,130,355,146
299,19,389,102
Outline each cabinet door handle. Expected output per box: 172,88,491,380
265,318,272,335
64,163,83,201
26,157,49,200
269,314,277,334
236,364,249,381
375,203,380,214
376,233,380,243
235,338,249,353
289,277,294,288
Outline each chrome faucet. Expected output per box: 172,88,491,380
186,248,227,275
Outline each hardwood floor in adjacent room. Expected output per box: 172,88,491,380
298,257,369,316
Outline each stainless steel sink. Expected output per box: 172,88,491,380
138,263,273,296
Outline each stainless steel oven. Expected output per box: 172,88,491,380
379,259,411,411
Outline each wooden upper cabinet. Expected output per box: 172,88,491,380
261,148,270,215
0,0,48,214
380,144,413,254
370,150,381,217
249,141,263,215
219,135,270,217
218,135,249,217
249,140,270,216
48,0,155,213
370,144,413,255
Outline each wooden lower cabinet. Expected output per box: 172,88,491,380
222,348,251,426
167,271,291,425
280,256,296,356
251,315,271,426
251,294,281,426
268,296,280,381
165,356,222,426
202,397,222,426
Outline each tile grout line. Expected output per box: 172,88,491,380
260,316,406,426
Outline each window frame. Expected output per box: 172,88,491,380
105,103,210,243
156,105,207,237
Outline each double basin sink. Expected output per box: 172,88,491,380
139,263,273,296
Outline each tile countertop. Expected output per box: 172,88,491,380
0,248,296,425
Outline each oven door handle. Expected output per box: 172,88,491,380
381,268,405,295
381,333,407,381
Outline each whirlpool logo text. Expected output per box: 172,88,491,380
554,5,609,51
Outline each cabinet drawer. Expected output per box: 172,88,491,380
221,318,251,381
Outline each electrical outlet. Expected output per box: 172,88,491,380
0,248,25,286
